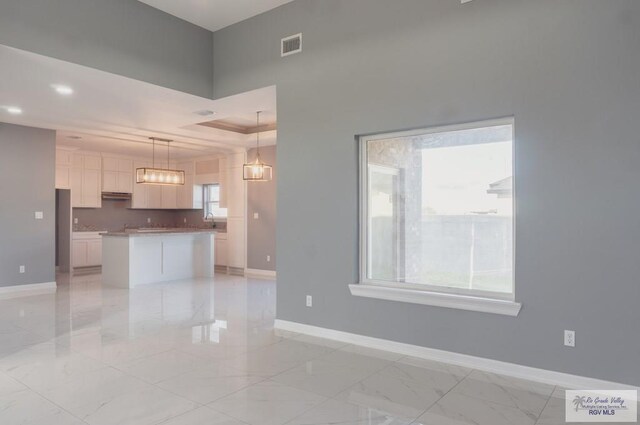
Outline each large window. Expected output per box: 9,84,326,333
359,119,515,305
203,184,227,219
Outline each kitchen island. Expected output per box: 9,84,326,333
102,229,216,288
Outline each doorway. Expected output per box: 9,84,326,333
56,189,72,273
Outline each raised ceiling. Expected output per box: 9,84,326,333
0,45,276,159
137,0,296,32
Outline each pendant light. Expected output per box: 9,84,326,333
136,137,186,185
243,111,273,181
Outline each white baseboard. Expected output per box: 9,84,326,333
0,281,57,299
274,319,638,391
245,268,276,279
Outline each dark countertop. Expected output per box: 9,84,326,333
103,229,219,237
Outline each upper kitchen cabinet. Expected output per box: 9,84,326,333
131,159,165,209
177,160,203,209
71,153,102,208
161,185,177,209
131,159,201,209
55,148,73,189
102,156,133,193
132,160,151,209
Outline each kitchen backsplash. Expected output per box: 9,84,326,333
73,199,226,232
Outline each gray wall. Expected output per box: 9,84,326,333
0,123,56,287
247,145,277,271
0,0,213,97
212,0,640,385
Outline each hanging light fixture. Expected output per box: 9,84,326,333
136,137,185,185
243,111,273,181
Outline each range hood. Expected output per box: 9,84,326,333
102,192,132,200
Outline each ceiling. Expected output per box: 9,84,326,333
138,0,296,32
0,45,276,159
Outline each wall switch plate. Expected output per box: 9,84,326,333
147,218,151,224
183,218,187,223
267,255,271,262
35,211,43,219
19,265,25,274
74,218,78,224
306,295,312,307
564,330,575,347
254,212,259,219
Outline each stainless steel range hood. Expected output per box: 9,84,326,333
101,192,132,200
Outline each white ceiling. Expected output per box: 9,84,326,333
138,0,296,32
0,45,276,159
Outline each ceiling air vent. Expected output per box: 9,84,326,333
281,33,302,57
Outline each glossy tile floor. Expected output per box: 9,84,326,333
0,273,617,425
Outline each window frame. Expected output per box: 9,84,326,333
203,183,227,220
356,117,520,315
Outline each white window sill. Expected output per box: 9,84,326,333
349,284,522,317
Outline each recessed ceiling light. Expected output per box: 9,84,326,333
5,106,22,115
67,135,82,140
51,84,74,95
195,110,215,116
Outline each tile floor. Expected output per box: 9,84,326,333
0,273,627,424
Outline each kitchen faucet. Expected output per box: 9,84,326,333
204,213,216,228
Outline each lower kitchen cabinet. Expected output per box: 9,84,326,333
215,233,228,267
72,233,102,268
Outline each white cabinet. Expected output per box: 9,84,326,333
82,169,101,207
56,166,71,189
215,233,228,267
71,153,102,208
132,160,162,209
226,218,245,269
177,161,203,209
222,152,246,270
88,240,102,266
55,149,73,189
72,232,102,268
132,160,149,209
161,186,177,209
218,157,228,208
148,185,163,209
131,159,202,210
102,157,133,193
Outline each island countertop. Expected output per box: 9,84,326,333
102,229,219,237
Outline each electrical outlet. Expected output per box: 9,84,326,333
254,212,259,219
147,218,151,224
306,295,312,307
35,211,43,219
564,330,575,347
19,265,25,274
74,218,78,224
267,255,271,262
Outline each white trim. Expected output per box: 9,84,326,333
349,284,521,316
245,269,276,279
0,281,57,299
274,319,639,391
